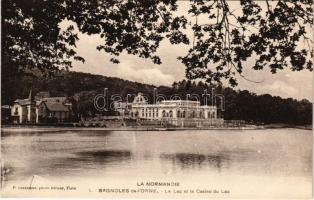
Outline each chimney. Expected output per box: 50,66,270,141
28,90,34,102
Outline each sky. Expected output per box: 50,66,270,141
65,1,313,101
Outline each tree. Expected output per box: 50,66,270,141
2,0,313,86
180,0,313,86
2,0,188,75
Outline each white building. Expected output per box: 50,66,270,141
116,93,223,127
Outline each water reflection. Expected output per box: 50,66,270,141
1,129,312,186
73,131,113,137
50,150,132,169
160,153,229,171
76,150,132,162
43,150,133,177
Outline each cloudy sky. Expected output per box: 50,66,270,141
67,1,313,101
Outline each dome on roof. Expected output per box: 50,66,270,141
133,93,147,104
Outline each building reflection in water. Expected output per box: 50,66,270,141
160,153,229,172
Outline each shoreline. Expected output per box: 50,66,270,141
1,124,312,132
0,126,262,132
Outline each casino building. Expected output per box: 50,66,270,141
116,93,223,127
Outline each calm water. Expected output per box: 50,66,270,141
1,128,312,198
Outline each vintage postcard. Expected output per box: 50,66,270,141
1,0,313,199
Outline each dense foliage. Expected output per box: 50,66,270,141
181,0,313,86
3,71,312,125
2,0,187,73
2,0,313,86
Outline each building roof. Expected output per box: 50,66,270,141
14,99,33,106
1,105,11,109
13,94,70,112
44,101,70,112
42,97,67,102
133,93,148,104
161,100,200,103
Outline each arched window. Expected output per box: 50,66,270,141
177,110,181,118
182,110,186,118
162,110,166,117
169,110,173,118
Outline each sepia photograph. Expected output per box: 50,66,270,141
1,0,313,199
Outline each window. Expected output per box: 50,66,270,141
162,110,166,117
14,107,18,115
192,111,195,118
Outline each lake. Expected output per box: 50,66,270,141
1,128,312,199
